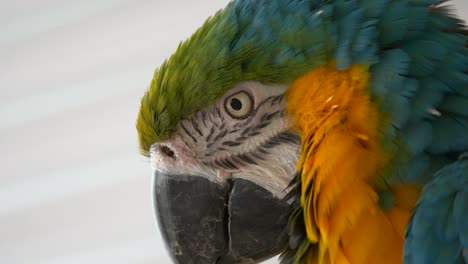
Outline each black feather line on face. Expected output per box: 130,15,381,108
201,111,208,128
206,127,215,142
180,122,198,143
222,141,242,147
261,110,282,122
190,116,203,137
204,131,300,170
179,93,293,170
213,129,228,143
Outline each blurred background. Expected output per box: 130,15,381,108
0,1,466,263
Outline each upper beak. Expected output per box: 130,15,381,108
153,171,293,263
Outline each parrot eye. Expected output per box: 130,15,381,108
224,91,254,119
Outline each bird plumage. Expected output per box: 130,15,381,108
137,0,467,263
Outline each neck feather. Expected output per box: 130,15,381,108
286,63,420,263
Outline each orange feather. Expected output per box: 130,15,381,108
286,63,421,264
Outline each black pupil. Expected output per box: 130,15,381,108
230,98,243,111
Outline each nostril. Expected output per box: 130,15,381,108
159,145,176,159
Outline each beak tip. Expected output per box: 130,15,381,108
154,172,227,263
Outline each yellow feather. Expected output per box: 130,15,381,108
286,63,421,264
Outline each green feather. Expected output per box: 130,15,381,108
136,0,341,155
137,1,467,262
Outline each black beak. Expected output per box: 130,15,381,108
153,171,292,263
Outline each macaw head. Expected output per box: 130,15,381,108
141,82,301,263
138,0,468,263
137,0,335,263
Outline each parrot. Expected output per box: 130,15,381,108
136,0,468,263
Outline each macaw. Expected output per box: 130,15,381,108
136,0,468,263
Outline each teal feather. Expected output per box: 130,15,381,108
301,11,334,61
427,30,466,56
370,49,410,97
360,0,388,18
401,121,433,155
387,78,419,128
405,7,429,40
377,0,408,46
403,40,446,77
453,189,468,262
335,8,363,69
404,160,468,264
352,42,379,65
438,96,468,116
418,154,454,183
395,153,430,183
409,0,441,4
428,5,463,30
400,78,420,98
433,69,468,95
352,20,378,53
136,0,468,263
410,79,445,120
387,94,412,129
429,115,468,154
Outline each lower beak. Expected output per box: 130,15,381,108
153,171,292,263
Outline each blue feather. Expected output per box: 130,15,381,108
410,79,445,120
352,20,377,53
396,153,430,183
370,49,410,97
405,7,429,40
409,0,441,4
439,96,468,116
429,115,468,154
401,121,432,155
433,69,468,95
427,7,462,30
335,8,363,70
387,94,412,128
403,40,446,77
360,0,388,18
404,160,468,264
377,0,408,46
351,20,379,64
453,189,468,262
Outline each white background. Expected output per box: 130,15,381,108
1,1,466,263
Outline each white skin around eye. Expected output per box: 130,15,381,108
151,82,301,198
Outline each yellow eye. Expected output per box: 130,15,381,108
224,91,254,119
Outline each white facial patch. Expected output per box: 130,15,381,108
150,82,301,198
